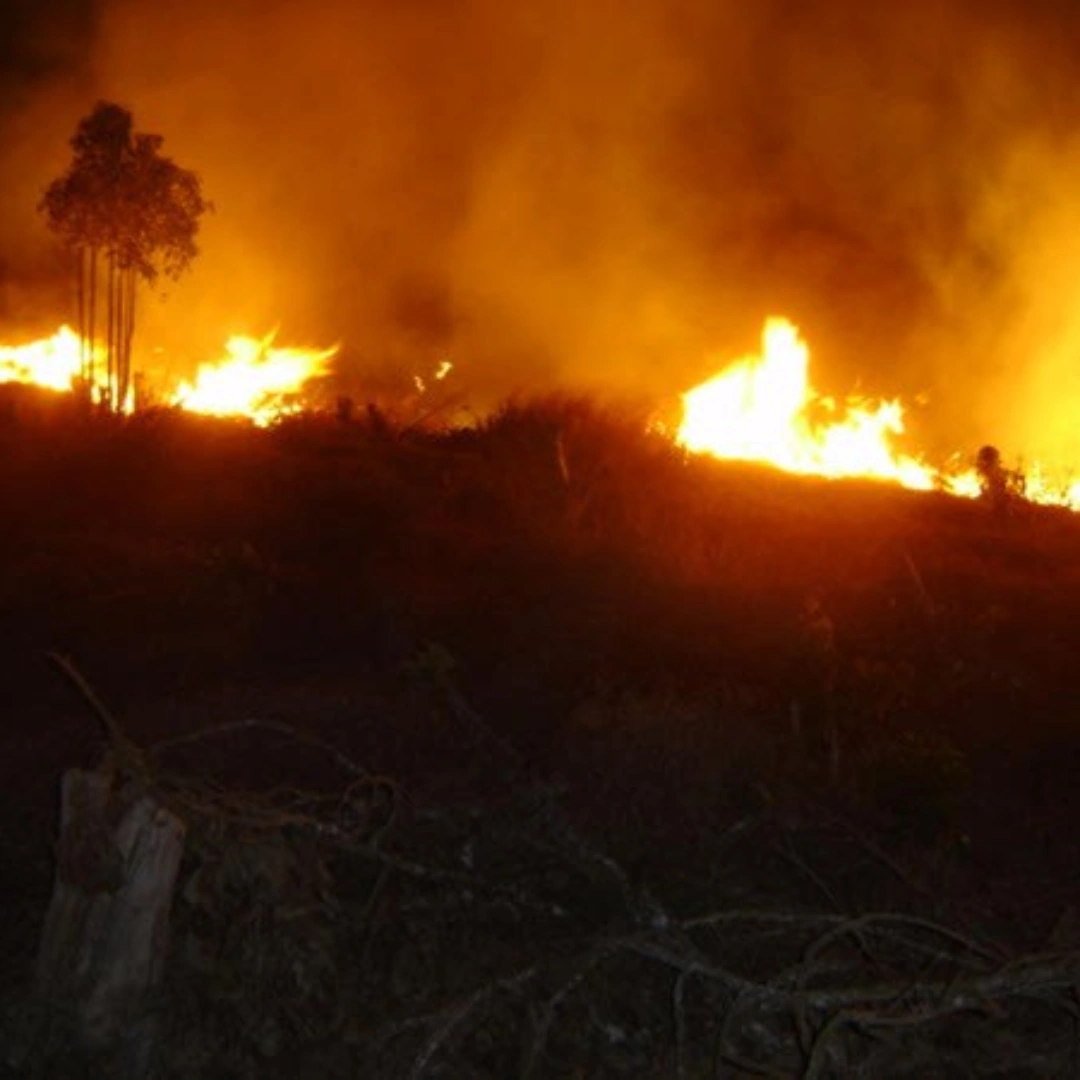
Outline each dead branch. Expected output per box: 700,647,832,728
801,911,1002,971
406,966,537,1080
683,909,846,933
49,652,151,781
521,946,611,1080
149,715,377,782
673,968,692,1080
630,929,1080,1017
23,665,1080,1078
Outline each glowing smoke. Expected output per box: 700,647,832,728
2,0,1080,463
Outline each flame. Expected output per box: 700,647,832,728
0,325,336,425
678,318,943,490
4,317,1080,510
171,332,338,425
675,316,1080,508
0,326,83,392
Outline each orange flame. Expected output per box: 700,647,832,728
3,318,1080,510
171,332,338,425
0,326,84,392
675,316,1080,509
677,318,943,489
0,325,337,425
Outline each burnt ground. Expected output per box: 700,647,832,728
1,389,1079,1077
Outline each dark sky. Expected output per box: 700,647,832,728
4,0,1080,461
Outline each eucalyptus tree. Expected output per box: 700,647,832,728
40,101,210,410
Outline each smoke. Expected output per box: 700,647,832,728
0,0,95,327
87,0,704,396
4,0,1080,460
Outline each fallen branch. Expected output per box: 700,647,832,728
406,966,536,1080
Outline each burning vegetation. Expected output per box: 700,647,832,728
0,323,340,427
673,318,1074,507
1,89,1077,508
6,2,1080,1071
4,308,1078,515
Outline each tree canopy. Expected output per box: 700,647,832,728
39,101,211,409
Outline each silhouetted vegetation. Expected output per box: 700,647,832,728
39,102,210,410
1,394,1079,1076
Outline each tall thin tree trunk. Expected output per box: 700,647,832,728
121,268,137,411
76,248,86,388
87,248,98,403
114,261,124,411
106,253,117,412
116,268,131,411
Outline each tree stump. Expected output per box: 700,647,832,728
32,766,186,1076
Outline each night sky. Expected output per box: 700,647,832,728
3,0,1080,461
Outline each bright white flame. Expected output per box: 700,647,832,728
0,326,83,391
172,332,338,425
676,317,1080,508
678,317,938,489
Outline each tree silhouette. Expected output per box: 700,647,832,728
40,102,210,411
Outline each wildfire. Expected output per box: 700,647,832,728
172,332,338,425
3,317,1080,510
678,318,942,489
0,325,337,426
0,326,83,392
676,316,1080,508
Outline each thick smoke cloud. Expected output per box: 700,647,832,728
4,0,1080,461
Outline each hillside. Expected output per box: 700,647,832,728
1,392,1078,1077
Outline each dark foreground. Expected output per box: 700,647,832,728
1,392,1079,1077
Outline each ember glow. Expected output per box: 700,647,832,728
414,359,454,394
171,332,338,425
